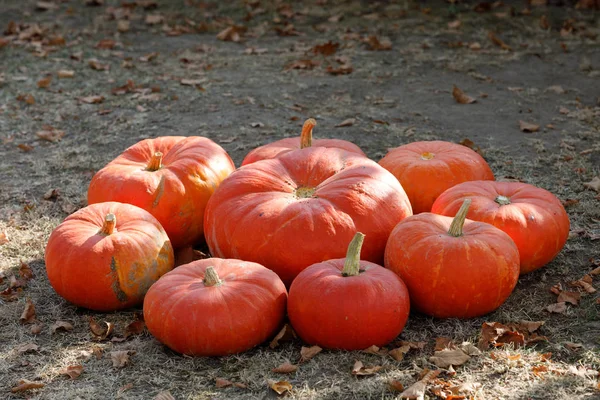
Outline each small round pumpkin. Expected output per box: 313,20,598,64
378,141,494,214
384,199,520,318
143,258,287,356
87,136,235,249
45,202,174,311
204,146,413,285
241,118,365,166
431,181,570,274
288,233,410,350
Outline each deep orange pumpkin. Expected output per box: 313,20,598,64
143,258,287,356
288,233,410,350
45,202,174,311
241,118,365,166
87,136,235,249
204,146,413,285
431,181,570,274
384,200,520,318
378,141,495,214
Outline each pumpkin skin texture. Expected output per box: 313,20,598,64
384,200,520,319
288,233,410,350
204,147,413,285
378,141,495,214
45,202,174,311
87,136,236,249
241,119,365,166
143,258,287,356
431,181,570,274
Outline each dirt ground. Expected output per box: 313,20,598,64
1,0,599,399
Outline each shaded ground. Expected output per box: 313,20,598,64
1,0,599,399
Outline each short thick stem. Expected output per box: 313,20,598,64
146,152,163,171
100,214,116,235
203,266,222,287
495,195,511,206
341,232,366,277
448,199,471,237
300,118,317,149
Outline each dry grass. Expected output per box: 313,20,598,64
1,0,600,399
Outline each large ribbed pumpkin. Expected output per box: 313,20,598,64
384,200,520,318
288,233,410,350
431,181,570,274
45,202,174,311
204,147,413,285
241,118,365,166
143,258,287,356
87,136,235,249
378,141,494,214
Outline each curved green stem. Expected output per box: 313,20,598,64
341,232,365,277
448,199,471,237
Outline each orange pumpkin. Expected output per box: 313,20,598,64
204,147,413,285
45,202,174,311
241,118,365,166
288,233,410,350
87,136,235,249
378,141,494,214
431,181,570,274
143,258,287,356
384,199,519,318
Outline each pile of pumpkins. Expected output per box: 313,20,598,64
45,119,570,356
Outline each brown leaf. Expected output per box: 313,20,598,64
362,345,381,354
111,350,133,368
124,319,145,338
37,76,52,89
430,348,471,368
215,378,233,388
96,39,116,50
19,261,34,280
435,337,455,351
0,231,8,245
335,118,355,127
459,342,482,356
217,26,247,42
16,343,39,353
546,302,567,314
399,380,426,399
59,364,83,380
153,391,175,400
20,298,36,324
565,342,583,351
145,14,164,25
180,78,207,87
326,62,353,75
79,95,105,104
452,85,476,104
50,320,74,334
312,41,339,56
36,129,65,142
140,52,159,63
17,94,36,105
89,317,113,341
389,345,411,361
459,138,483,155
488,32,512,51
270,324,297,348
11,379,44,393
517,320,545,333
274,24,301,37
272,362,298,374
43,188,60,200
300,345,322,362
570,277,596,293
88,59,110,71
284,59,320,71
364,35,392,51
388,379,405,392
269,380,292,395
519,120,540,132
557,291,581,305
351,360,382,376
478,322,525,349
57,69,74,79
583,177,600,193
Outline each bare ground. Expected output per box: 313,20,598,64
1,0,600,399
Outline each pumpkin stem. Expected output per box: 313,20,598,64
203,266,222,287
146,152,163,171
341,232,366,277
495,195,511,206
448,199,472,237
300,118,317,149
100,213,116,235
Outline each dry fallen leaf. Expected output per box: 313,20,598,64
269,380,292,395
364,35,392,51
79,95,105,104
389,345,411,361
452,85,477,104
0,231,8,245
570,276,596,293
215,378,233,388
96,39,116,50
583,177,600,192
50,320,74,334
389,379,405,392
519,120,540,132
351,360,382,376
124,318,145,338
270,324,297,348
557,291,581,305
217,26,247,42
88,59,110,71
57,69,74,78
140,52,159,62
11,379,45,393
89,317,113,340
335,118,355,127
312,41,339,56
20,298,36,324
59,364,83,380
547,302,567,314
19,261,34,280
300,345,322,362
272,362,298,374
37,76,52,89
565,342,583,351
284,59,320,71
399,380,426,399
478,322,526,349
488,32,512,51
16,343,39,353
37,129,65,142
430,348,471,368
111,350,133,368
